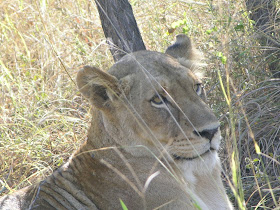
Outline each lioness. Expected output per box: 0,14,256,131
0,35,233,209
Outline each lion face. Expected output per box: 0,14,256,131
77,35,221,166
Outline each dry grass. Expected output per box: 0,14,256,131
0,0,279,209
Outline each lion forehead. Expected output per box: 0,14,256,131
108,51,187,79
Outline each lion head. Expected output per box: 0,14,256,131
77,34,221,175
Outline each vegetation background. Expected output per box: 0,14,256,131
0,0,279,209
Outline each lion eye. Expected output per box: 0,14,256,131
195,83,203,95
150,95,168,107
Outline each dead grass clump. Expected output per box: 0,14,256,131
236,79,280,208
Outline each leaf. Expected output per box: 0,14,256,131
216,52,227,64
205,26,217,35
120,199,128,210
183,26,189,34
234,23,244,31
206,29,212,35
171,19,185,28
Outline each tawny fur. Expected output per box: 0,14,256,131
0,35,233,210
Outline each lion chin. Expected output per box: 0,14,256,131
0,34,233,210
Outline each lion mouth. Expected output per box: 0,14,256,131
172,147,216,161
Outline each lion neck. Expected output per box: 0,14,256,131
87,110,116,148
64,110,232,210
72,109,148,162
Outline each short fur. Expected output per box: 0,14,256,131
0,35,233,210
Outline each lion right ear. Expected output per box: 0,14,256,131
76,66,120,110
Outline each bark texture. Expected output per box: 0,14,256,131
95,0,146,62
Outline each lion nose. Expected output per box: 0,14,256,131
193,127,219,141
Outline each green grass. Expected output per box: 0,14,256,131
0,0,279,208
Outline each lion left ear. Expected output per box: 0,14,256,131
165,34,205,71
76,66,121,110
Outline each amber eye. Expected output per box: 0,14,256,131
152,96,162,104
150,95,168,107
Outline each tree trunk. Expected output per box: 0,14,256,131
246,0,280,78
95,0,146,62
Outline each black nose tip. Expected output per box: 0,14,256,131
193,127,219,141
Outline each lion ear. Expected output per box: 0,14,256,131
165,34,205,71
76,66,120,110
